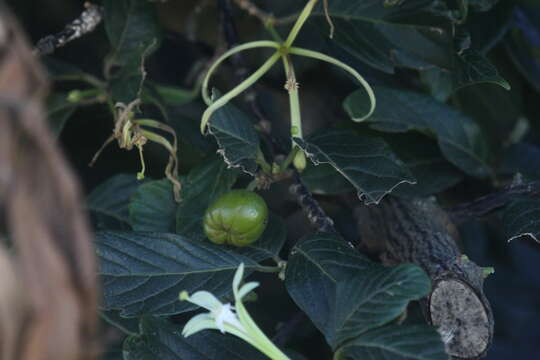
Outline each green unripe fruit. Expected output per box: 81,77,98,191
203,190,269,247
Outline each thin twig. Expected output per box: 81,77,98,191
449,181,540,224
233,0,297,26
34,2,103,56
290,172,337,233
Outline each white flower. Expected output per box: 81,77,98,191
179,263,290,360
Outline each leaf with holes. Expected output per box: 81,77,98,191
294,130,415,204
209,93,260,175
503,199,540,243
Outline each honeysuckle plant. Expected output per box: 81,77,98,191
180,263,291,360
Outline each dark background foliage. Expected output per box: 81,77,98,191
8,0,540,359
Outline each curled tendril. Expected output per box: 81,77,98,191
200,52,281,134
288,47,376,121
201,40,280,106
200,0,376,140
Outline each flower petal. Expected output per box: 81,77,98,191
232,263,245,298
237,281,259,300
182,313,217,337
185,290,223,311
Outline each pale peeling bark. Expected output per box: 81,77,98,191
356,197,493,359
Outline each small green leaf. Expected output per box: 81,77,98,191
104,0,162,103
334,325,448,360
344,86,493,178
123,316,268,360
285,233,431,349
294,130,415,204
176,157,240,240
87,174,144,230
129,179,179,232
96,231,257,317
104,0,161,68
46,92,77,135
452,49,511,91
503,199,540,243
209,93,261,175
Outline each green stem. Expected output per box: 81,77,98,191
246,180,258,192
236,302,291,360
280,146,299,173
201,52,281,134
289,46,376,121
284,0,318,48
281,55,303,144
256,149,272,174
56,73,106,89
202,40,280,105
265,23,284,43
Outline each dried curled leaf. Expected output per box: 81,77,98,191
0,4,98,360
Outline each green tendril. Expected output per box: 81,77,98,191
289,46,376,121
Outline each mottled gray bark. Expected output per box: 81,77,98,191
356,197,493,359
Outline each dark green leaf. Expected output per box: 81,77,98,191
387,135,464,197
452,49,510,91
294,130,415,204
504,7,540,92
501,143,540,179
209,94,260,175
123,316,268,360
301,134,464,198
309,0,455,73
236,214,287,262
301,162,354,195
46,92,77,135
503,199,540,243
454,81,522,152
104,0,162,103
176,157,239,240
97,231,257,317
420,67,454,102
334,325,448,360
129,179,178,232
100,309,140,335
41,56,89,81
87,174,144,230
344,86,493,178
104,0,161,67
469,0,500,12
285,233,431,349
